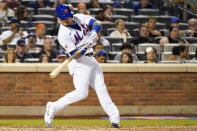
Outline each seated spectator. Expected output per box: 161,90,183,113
93,43,104,54
16,38,33,63
133,24,156,45
121,52,133,63
39,53,48,63
144,47,157,63
39,36,56,62
96,5,113,22
167,45,189,63
112,0,121,9
1,17,28,45
192,48,197,60
96,50,107,63
160,26,189,46
15,5,28,21
147,16,161,37
35,24,46,45
3,48,17,63
28,0,53,14
95,30,110,52
169,16,193,36
133,0,154,15
88,0,103,9
0,0,14,27
114,43,138,63
185,18,197,37
77,2,90,15
25,32,41,53
110,19,131,43
7,0,21,9
56,50,67,63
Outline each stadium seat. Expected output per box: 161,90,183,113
102,22,114,36
138,9,159,16
33,15,56,22
28,50,40,58
24,58,39,63
27,7,34,16
155,22,166,30
131,15,149,24
0,58,4,63
113,8,134,20
137,43,161,54
136,51,146,61
161,52,172,61
125,22,140,33
158,60,180,64
21,0,34,6
189,44,197,52
32,21,55,31
104,36,123,45
157,15,172,23
111,43,123,52
110,15,128,22
1,27,11,33
38,8,56,16
108,51,121,60
89,8,102,15
179,23,188,30
20,20,30,29
27,27,36,33
163,44,180,52
106,60,119,63
183,37,197,44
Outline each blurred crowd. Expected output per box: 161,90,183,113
0,0,197,64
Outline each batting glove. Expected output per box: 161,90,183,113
89,30,98,42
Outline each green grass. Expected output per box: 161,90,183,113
0,119,197,127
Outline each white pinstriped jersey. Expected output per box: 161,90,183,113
58,14,94,55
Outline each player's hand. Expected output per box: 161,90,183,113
90,30,98,42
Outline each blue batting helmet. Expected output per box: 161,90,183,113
56,4,73,19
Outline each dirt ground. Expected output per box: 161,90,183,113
1,126,197,131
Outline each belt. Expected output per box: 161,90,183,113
85,52,94,57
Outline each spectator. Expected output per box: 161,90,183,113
7,0,21,9
28,0,53,14
167,45,188,63
39,53,48,63
185,18,197,37
35,24,46,45
160,26,189,46
15,5,28,21
96,50,107,63
114,43,138,63
1,17,28,45
56,50,67,63
121,52,133,63
94,30,110,52
0,0,14,27
110,19,131,43
16,38,33,63
3,48,17,63
77,2,90,15
39,36,56,62
97,5,112,22
93,43,104,54
147,16,161,37
133,0,154,15
169,16,193,35
25,32,41,52
133,24,156,45
144,47,157,63
112,0,121,9
88,0,103,9
192,48,197,60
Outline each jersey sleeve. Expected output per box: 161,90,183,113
74,14,95,26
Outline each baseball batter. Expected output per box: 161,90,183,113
44,4,120,128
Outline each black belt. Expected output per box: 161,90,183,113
85,53,94,57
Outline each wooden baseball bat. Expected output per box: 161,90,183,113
49,43,89,79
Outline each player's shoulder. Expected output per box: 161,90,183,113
73,13,93,21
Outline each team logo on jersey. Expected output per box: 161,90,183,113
64,9,69,13
74,24,89,45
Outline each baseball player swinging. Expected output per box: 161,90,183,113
44,4,120,128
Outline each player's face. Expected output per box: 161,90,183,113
58,17,72,26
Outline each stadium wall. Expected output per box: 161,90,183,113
0,63,197,117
